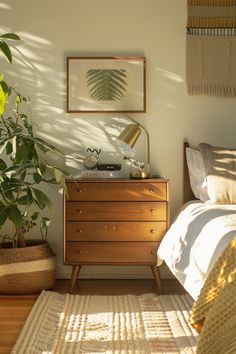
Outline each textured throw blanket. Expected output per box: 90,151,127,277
187,0,236,96
189,236,236,354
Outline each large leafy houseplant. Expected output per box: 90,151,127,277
0,33,68,294
0,33,67,249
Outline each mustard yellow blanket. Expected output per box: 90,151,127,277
189,236,236,354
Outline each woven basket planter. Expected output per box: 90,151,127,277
0,240,56,294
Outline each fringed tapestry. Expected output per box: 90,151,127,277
186,0,236,96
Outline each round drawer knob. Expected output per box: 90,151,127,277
77,229,82,233
150,229,155,234
149,188,154,193
78,250,83,254
150,209,155,214
150,250,155,255
76,209,82,213
76,188,82,193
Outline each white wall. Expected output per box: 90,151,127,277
1,0,236,279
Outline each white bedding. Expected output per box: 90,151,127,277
157,201,236,300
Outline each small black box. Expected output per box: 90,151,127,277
97,163,121,171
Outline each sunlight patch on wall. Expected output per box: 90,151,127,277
18,32,52,46
155,67,184,83
37,132,66,147
15,46,41,61
0,2,11,9
162,102,178,111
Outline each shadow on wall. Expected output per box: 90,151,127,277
1,3,185,181
0,24,149,176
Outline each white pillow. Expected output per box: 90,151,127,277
186,147,209,202
199,143,236,204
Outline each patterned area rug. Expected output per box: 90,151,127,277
12,291,198,354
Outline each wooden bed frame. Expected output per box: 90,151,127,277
183,141,195,204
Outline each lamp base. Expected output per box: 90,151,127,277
129,171,150,179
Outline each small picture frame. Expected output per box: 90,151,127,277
66,56,146,113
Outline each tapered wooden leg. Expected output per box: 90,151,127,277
151,265,163,294
69,265,81,293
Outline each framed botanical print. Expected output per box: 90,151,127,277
66,56,146,113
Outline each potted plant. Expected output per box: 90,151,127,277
0,33,67,294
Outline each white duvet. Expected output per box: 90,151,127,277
157,201,236,300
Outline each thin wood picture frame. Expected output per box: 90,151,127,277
66,56,146,113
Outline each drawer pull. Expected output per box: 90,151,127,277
150,250,155,255
150,209,155,214
149,188,154,193
77,229,82,233
76,188,82,193
150,229,155,234
77,250,83,254
76,209,82,214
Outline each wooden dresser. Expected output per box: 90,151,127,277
63,178,169,293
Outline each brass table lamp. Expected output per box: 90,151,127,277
117,116,150,179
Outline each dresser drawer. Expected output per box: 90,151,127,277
66,201,167,221
66,221,167,241
66,241,159,264
66,181,167,201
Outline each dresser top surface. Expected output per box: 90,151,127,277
66,178,168,183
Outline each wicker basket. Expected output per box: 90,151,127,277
0,240,56,294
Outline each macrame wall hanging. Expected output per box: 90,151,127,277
186,0,236,96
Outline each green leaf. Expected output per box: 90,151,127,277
41,216,51,229
0,80,11,96
54,168,64,183
0,213,8,227
37,143,49,153
19,170,26,183
33,172,43,184
32,188,51,209
0,40,12,63
0,205,8,226
26,188,33,205
16,94,21,104
6,141,13,154
0,180,19,196
12,135,17,160
0,33,20,40
18,135,62,154
30,211,39,220
17,195,28,205
0,158,7,171
37,163,46,176
4,164,27,178
3,189,15,202
14,143,29,164
0,82,7,115
5,162,37,173
8,205,23,230
34,137,63,153
28,146,38,162
54,168,68,196
0,139,9,154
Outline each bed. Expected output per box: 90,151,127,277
157,141,236,354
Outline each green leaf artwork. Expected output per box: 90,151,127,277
86,69,127,101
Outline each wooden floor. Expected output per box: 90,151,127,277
0,279,185,354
